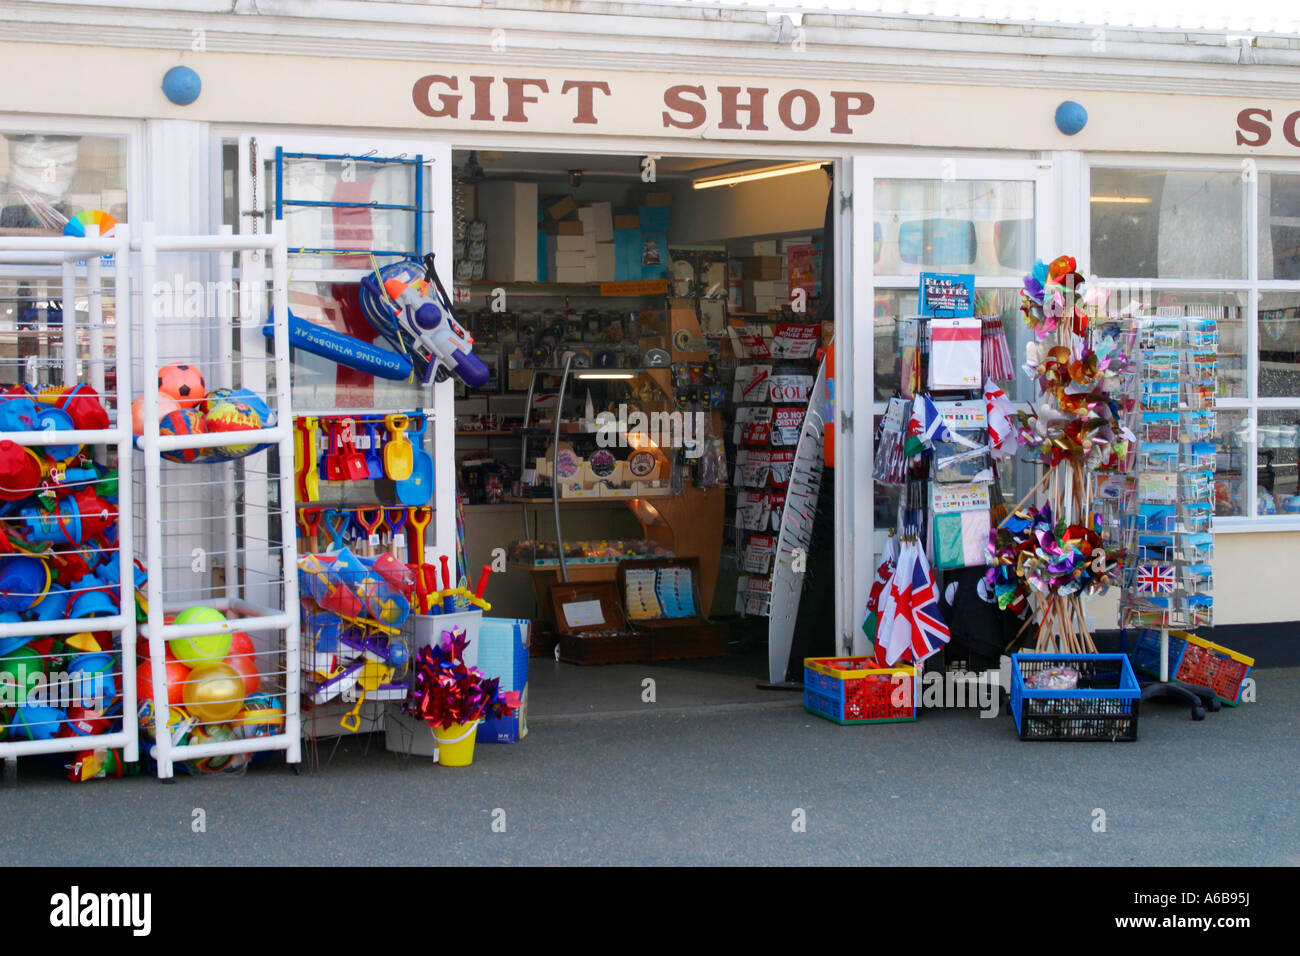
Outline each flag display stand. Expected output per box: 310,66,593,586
1117,312,1221,721
864,276,997,679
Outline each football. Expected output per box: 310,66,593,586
157,363,207,408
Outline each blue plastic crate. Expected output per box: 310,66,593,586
1009,653,1141,742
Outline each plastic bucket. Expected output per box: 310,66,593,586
432,720,480,766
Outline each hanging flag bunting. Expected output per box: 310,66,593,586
984,378,1019,460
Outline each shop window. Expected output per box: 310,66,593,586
1214,408,1249,518
874,178,1034,277
1256,408,1300,515
897,218,977,266
0,133,127,235
1258,292,1300,398
1260,173,1300,281
1090,168,1246,280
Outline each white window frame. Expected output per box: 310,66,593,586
851,154,1055,655
1084,153,1300,533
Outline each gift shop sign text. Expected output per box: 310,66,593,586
1236,108,1300,148
413,74,874,137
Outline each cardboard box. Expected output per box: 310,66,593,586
476,181,539,282
555,266,588,284
595,242,616,281
545,219,585,236
476,618,530,743
580,201,614,242
583,256,600,281
635,190,673,207
544,194,578,221
613,213,640,231
548,234,587,252
739,256,783,280
384,707,437,757
751,239,778,256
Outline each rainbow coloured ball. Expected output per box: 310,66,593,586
158,407,207,463
167,606,232,665
158,363,207,408
204,400,262,457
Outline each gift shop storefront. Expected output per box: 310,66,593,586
0,1,1296,777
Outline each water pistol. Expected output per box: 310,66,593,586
383,257,490,389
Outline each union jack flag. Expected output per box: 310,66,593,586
885,545,951,666
1137,564,1175,594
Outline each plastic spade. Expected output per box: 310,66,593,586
323,509,349,551
407,506,431,566
395,414,433,506
364,422,384,479
303,417,320,501
341,420,369,481
325,422,346,482
384,507,407,556
383,414,414,481
300,506,323,552
356,508,383,557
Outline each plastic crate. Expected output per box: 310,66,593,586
1009,654,1141,742
1130,629,1253,706
803,657,916,725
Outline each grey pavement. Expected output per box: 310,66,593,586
1,662,1297,867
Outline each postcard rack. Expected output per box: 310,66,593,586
1118,311,1220,719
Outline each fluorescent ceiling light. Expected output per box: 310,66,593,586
576,372,636,380
1090,196,1154,204
693,161,825,190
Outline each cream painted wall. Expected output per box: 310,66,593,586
1083,532,1300,628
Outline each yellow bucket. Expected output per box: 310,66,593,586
432,720,480,767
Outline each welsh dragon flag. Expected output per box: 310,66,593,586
861,534,899,657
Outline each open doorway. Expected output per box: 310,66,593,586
448,147,838,717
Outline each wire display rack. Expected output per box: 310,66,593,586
132,222,301,778
1117,311,1220,720
0,229,139,784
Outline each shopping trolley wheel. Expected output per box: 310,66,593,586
1191,705,1206,721
553,643,561,663
291,762,303,776
1206,697,1222,712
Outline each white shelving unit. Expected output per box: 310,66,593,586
0,229,138,782
134,222,301,778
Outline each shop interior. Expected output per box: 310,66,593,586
445,147,836,714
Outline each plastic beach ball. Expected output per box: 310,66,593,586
137,657,190,708
181,661,245,723
131,395,182,435
168,606,232,665
157,363,207,408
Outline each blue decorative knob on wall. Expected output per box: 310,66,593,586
1055,100,1087,136
162,66,202,106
